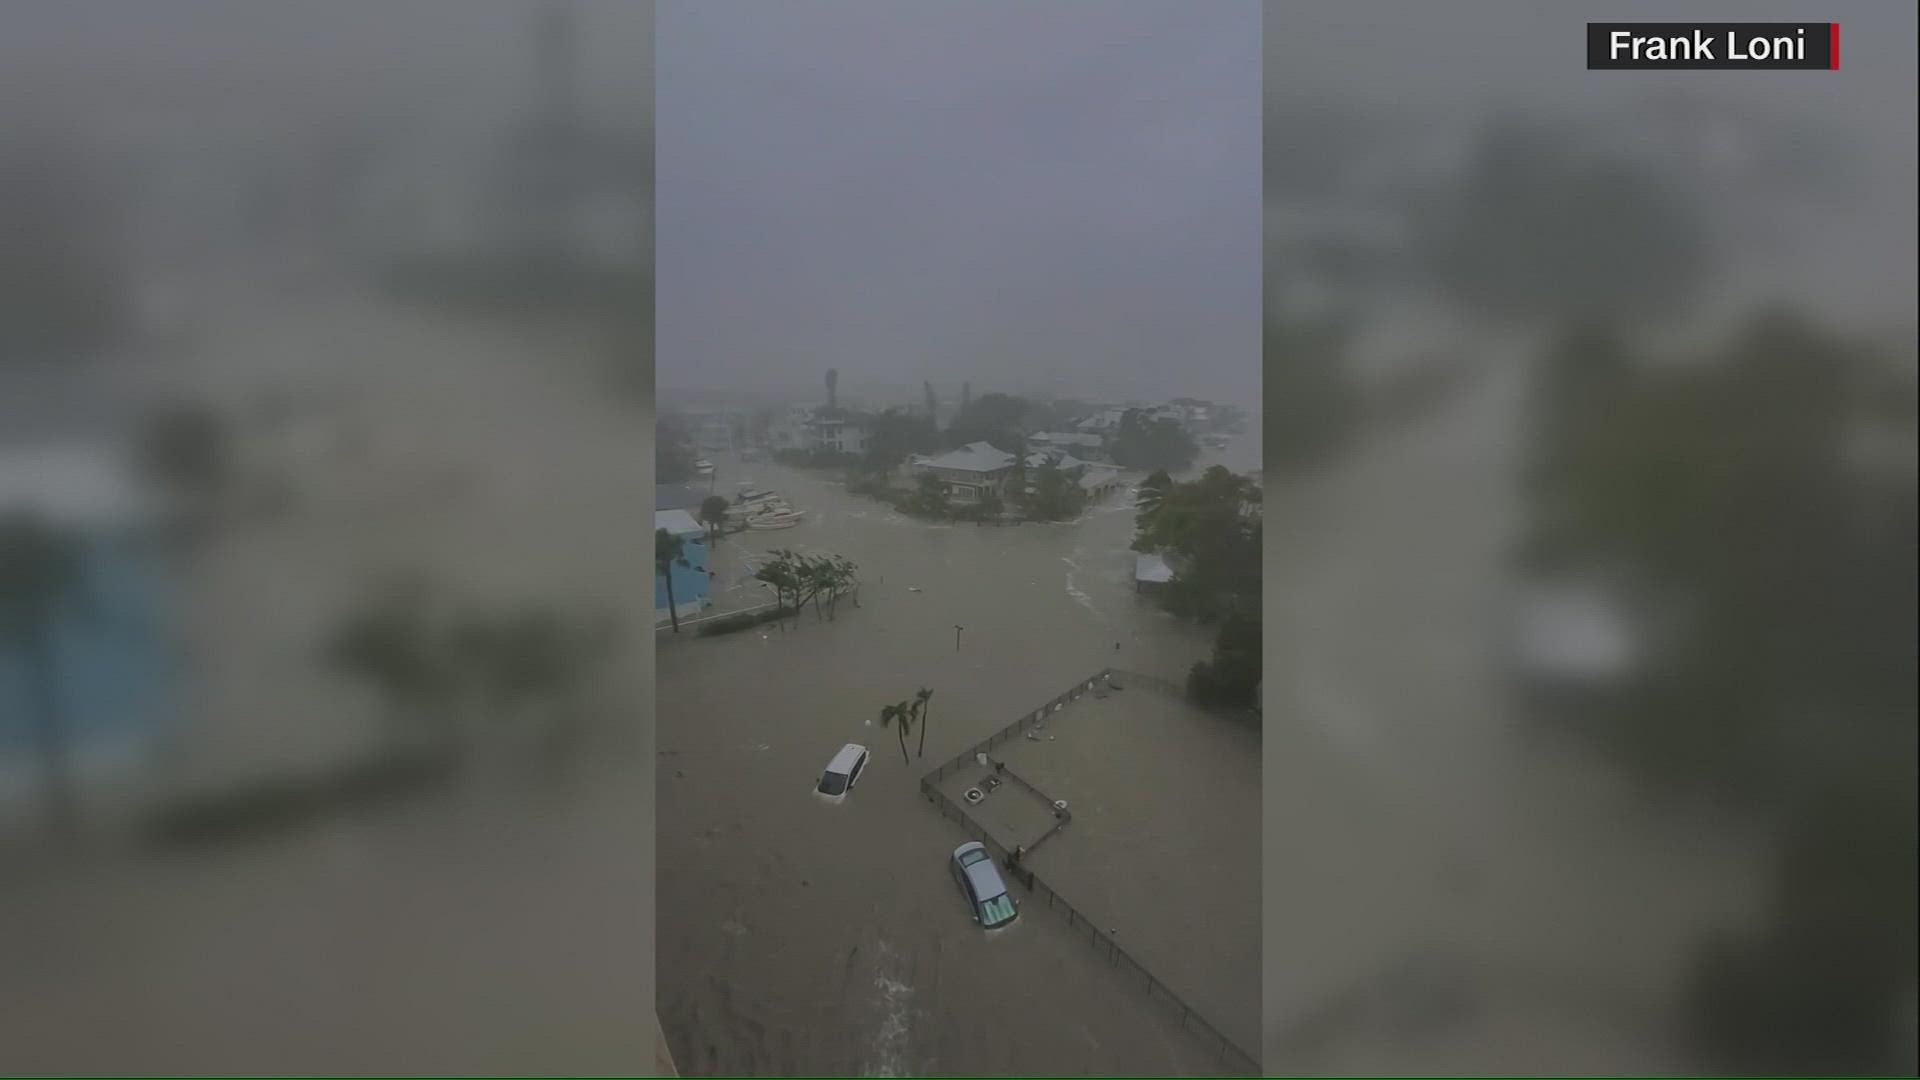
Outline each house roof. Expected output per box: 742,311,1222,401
1135,553,1174,584
921,442,1013,474
655,508,704,538
654,481,707,511
1078,466,1121,491
1034,431,1103,447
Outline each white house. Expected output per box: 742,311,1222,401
1075,409,1128,434
803,411,869,455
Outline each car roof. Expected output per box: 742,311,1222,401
962,857,1008,899
826,743,867,773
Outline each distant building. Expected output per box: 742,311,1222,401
1030,431,1106,456
654,508,710,624
0,442,172,817
1075,409,1127,434
1134,552,1174,594
912,442,1015,503
765,407,812,451
1076,464,1124,501
803,410,869,456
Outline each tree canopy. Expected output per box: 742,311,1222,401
945,392,1032,451
1413,122,1711,326
1521,311,1917,1072
1108,409,1198,472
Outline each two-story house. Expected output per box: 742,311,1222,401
912,442,1015,503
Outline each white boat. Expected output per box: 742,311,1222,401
747,509,805,530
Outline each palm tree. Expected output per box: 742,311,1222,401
913,687,934,758
698,495,730,543
878,700,913,765
0,513,88,835
1135,469,1173,525
655,528,689,633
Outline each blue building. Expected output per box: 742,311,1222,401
0,443,172,818
655,508,710,625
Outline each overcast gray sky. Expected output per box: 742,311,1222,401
655,0,1262,407
1262,0,1916,325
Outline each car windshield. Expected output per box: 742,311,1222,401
978,893,1016,927
817,771,848,796
958,848,989,867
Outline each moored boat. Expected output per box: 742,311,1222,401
746,508,805,529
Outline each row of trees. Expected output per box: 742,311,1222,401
1519,312,1915,1073
1131,466,1264,712
1107,410,1199,473
324,580,619,759
752,548,860,625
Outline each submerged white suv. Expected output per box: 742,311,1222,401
815,743,869,802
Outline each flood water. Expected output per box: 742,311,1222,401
656,439,1263,1076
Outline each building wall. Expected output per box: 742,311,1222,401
654,531,710,622
804,423,868,455
926,466,1010,501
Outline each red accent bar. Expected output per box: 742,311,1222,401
1830,23,1840,69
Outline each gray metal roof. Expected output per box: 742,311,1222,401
920,442,1013,474
655,508,704,537
1135,552,1174,584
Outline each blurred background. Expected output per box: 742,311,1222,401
1262,2,1915,1075
1,1,656,1072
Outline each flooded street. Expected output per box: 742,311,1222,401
1262,358,1772,1073
657,444,1261,1075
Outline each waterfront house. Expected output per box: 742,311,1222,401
1077,464,1124,501
655,508,710,624
912,442,1015,503
1074,409,1128,434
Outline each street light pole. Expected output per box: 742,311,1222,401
954,624,964,651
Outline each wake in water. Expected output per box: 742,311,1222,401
1060,550,1101,615
863,942,916,1077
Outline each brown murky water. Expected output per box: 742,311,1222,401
656,446,1262,1076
